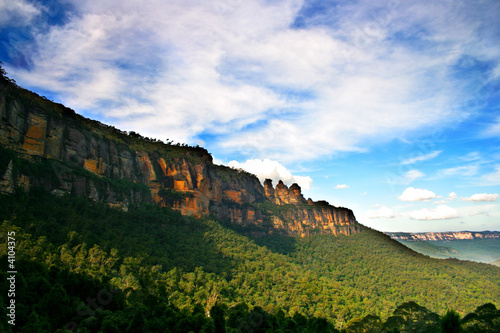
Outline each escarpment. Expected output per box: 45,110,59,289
0,76,361,236
261,179,360,236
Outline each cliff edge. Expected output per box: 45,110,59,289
0,75,361,237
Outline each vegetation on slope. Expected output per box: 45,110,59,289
397,240,459,259
0,190,499,332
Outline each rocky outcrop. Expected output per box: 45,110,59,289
266,180,307,205
261,180,360,236
387,231,500,241
0,76,361,237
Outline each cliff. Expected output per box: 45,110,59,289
0,75,361,237
387,231,500,241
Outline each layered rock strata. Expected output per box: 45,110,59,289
0,76,361,236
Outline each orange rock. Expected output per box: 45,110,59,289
138,152,156,182
22,114,47,156
83,158,105,174
174,180,189,191
224,190,242,203
23,125,46,155
157,158,167,176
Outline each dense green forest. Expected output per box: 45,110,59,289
1,190,499,332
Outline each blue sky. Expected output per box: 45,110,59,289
1,0,500,232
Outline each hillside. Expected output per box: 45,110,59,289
1,69,500,332
1,192,500,332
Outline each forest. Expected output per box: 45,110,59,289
1,189,499,332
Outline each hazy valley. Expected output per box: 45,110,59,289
387,231,500,265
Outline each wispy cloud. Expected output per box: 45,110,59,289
437,165,479,177
459,152,481,162
464,204,498,217
401,151,441,165
480,167,500,186
366,206,395,219
409,205,459,220
334,184,349,189
483,116,500,137
387,170,425,185
0,0,41,27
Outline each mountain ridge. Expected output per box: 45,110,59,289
387,231,500,241
0,73,360,237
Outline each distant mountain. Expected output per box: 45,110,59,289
387,231,500,241
386,231,500,264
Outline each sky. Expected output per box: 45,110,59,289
1,0,500,233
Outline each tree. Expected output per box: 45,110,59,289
210,302,227,333
346,314,382,333
441,309,462,333
0,61,6,78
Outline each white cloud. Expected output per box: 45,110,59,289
5,0,500,162
387,169,425,185
212,157,224,166
404,170,425,184
398,187,436,201
462,193,499,202
334,184,349,189
366,206,395,219
483,116,500,137
409,205,459,220
0,0,41,27
480,167,500,186
435,192,458,204
401,151,441,165
460,152,481,162
227,159,312,190
437,165,479,177
462,204,498,216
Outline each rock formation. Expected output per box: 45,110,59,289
0,75,361,237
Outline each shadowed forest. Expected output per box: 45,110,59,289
1,190,499,332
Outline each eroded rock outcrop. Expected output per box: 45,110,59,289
260,179,360,236
0,76,361,236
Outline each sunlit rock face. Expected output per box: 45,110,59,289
0,77,361,236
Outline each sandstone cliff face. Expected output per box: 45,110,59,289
0,77,361,236
262,179,360,236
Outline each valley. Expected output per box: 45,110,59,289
387,232,500,265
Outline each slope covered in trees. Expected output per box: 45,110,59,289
0,64,499,331
1,190,499,332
